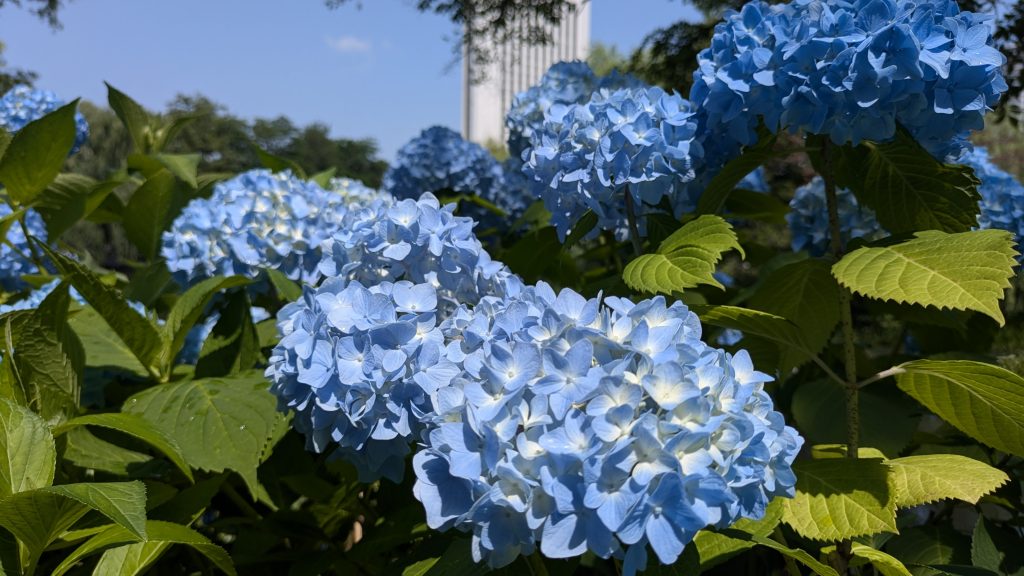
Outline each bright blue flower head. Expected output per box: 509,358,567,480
692,0,1007,161
384,126,519,221
960,147,1024,246
0,204,48,292
413,283,803,572
162,169,349,289
786,176,885,256
328,177,393,207
523,86,704,240
0,85,89,153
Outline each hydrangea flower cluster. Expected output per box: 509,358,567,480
328,177,393,207
0,85,89,153
162,169,349,289
691,0,1007,161
0,204,48,292
961,147,1024,243
318,193,520,316
505,61,644,162
383,127,518,221
786,177,885,256
523,86,703,240
414,282,802,572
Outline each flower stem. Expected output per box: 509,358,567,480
525,551,550,576
623,186,643,258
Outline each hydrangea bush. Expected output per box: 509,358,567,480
0,84,89,152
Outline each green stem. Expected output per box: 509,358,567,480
525,552,550,576
18,217,45,273
772,526,802,576
856,366,906,390
623,186,643,258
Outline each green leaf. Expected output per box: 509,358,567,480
310,167,337,188
691,305,816,362
62,428,156,477
53,413,194,482
414,538,489,576
0,481,147,568
106,83,152,153
254,145,304,177
692,498,783,569
122,170,178,259
724,188,789,224
831,230,1018,325
124,372,285,500
782,458,897,541
716,528,840,576
697,131,778,215
0,101,79,204
831,130,981,234
266,268,302,302
850,543,914,576
41,246,164,378
886,455,1007,508
563,210,598,250
33,173,97,239
624,215,743,294
0,398,55,497
52,520,235,576
972,517,1024,576
160,276,250,370
895,360,1024,457
67,307,149,377
749,259,840,371
156,153,200,188
887,526,971,576
195,290,262,378
8,282,83,421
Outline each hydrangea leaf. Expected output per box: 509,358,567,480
41,246,164,379
696,131,778,215
749,259,840,372
34,173,98,239
895,360,1024,457
0,100,79,205
52,413,194,483
887,455,1008,509
692,499,784,569
265,268,302,303
716,528,840,576
831,230,1019,325
194,290,262,379
254,145,304,177
123,170,179,260
51,520,235,576
106,83,152,153
0,398,55,497
782,458,897,541
62,428,156,477
0,481,147,569
123,371,286,500
885,527,970,573
624,215,743,294
156,153,200,188
849,543,914,576
691,305,816,367
833,130,981,234
160,275,250,371
972,517,1024,576
67,307,150,377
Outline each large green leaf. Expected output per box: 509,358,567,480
748,259,840,371
67,307,149,377
831,230,1018,325
895,360,1024,457
62,428,157,477
52,520,235,576
7,282,83,421
696,131,778,215
691,305,818,371
850,543,914,576
0,101,79,204
53,413,193,482
122,170,177,259
886,455,1007,508
715,528,840,576
972,517,1024,576
124,372,285,499
886,526,971,576
832,130,981,234
160,275,249,370
0,482,147,570
33,173,97,239
41,247,164,378
692,499,783,569
156,153,200,188
0,398,55,497
106,83,152,153
254,145,304,177
195,290,261,378
782,458,897,541
624,215,743,294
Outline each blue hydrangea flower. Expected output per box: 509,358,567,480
0,85,89,153
786,176,885,256
328,177,393,207
413,282,803,572
162,169,349,289
691,0,1007,162
523,86,704,240
960,147,1024,246
0,204,48,292
506,62,645,163
384,126,520,222
0,279,83,315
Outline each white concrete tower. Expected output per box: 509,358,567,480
461,1,592,148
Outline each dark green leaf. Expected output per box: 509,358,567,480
160,276,250,371
696,131,778,215
106,83,152,153
122,170,177,259
195,290,262,378
254,145,304,177
0,398,55,497
33,173,97,239
266,268,302,302
53,413,193,482
972,517,1024,576
562,210,598,250
0,101,79,205
156,153,200,188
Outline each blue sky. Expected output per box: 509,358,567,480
1,0,700,161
